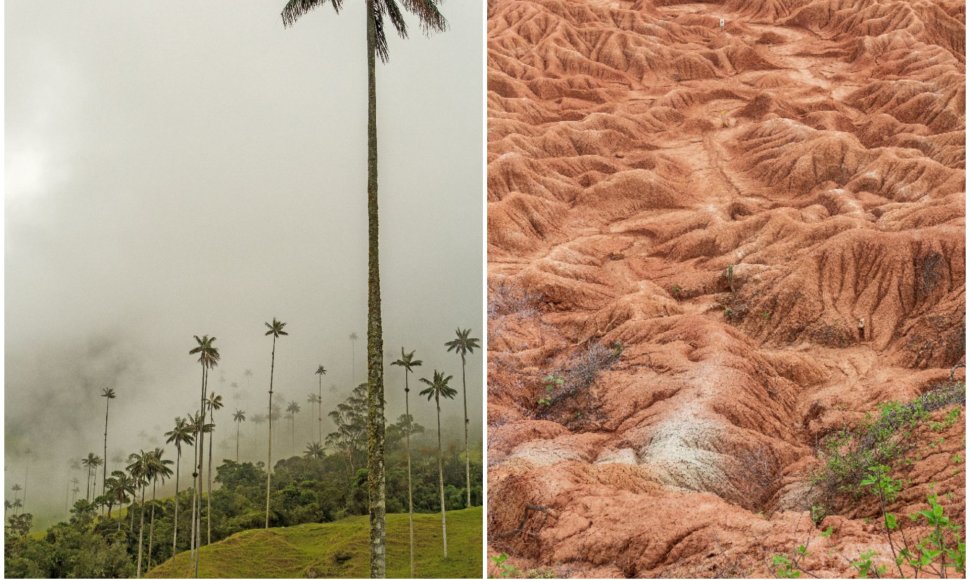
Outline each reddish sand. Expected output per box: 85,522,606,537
487,0,965,577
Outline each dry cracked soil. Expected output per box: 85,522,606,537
486,0,966,577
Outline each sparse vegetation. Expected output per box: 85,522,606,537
535,341,622,420
775,382,966,578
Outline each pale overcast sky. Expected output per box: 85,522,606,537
5,0,483,524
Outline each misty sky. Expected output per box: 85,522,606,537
4,1,483,524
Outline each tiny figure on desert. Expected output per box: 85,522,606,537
857,318,866,342
720,18,725,29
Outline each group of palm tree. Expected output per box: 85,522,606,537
52,0,463,566
54,319,477,580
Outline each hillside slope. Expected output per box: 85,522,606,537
487,0,965,577
147,507,481,578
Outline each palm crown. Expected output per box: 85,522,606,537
265,318,288,338
445,328,480,359
101,387,116,400
164,417,195,450
419,370,457,402
207,393,224,412
189,335,221,369
391,348,422,374
282,0,447,62
287,402,301,415
233,410,246,423
304,442,325,459
315,365,327,376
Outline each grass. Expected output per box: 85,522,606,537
146,507,482,578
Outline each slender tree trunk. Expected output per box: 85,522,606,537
461,354,471,508
365,3,386,576
148,479,157,570
103,398,110,514
208,404,214,545
436,395,448,557
130,497,136,535
405,372,415,577
136,485,146,578
236,423,240,463
196,363,208,578
265,335,277,529
173,448,181,554
318,376,323,445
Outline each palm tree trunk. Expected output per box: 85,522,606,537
462,354,471,508
405,372,415,577
208,405,214,546
147,479,157,570
196,364,208,578
173,449,181,554
436,395,448,558
130,497,136,535
103,398,110,514
365,3,386,577
265,335,277,529
136,485,146,578
236,423,241,463
318,377,323,445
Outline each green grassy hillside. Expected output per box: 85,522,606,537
146,507,481,578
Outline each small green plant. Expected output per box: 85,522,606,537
726,264,736,295
538,374,564,407
810,503,827,526
761,310,772,320
849,550,886,578
951,453,962,464
491,553,520,579
671,284,683,299
772,554,800,578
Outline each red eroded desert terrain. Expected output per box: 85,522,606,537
486,0,966,577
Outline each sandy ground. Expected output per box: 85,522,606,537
487,0,965,576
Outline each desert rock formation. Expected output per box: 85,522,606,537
487,0,965,577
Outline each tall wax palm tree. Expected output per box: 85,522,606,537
146,448,174,570
286,401,301,452
445,328,480,508
100,387,117,511
232,410,247,462
206,392,224,545
263,318,288,529
126,450,151,579
391,347,422,576
188,334,219,574
281,3,447,573
314,365,327,444
165,416,195,554
70,478,80,506
419,370,457,558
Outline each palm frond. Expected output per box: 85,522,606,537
384,0,408,37
400,0,447,34
281,0,343,28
